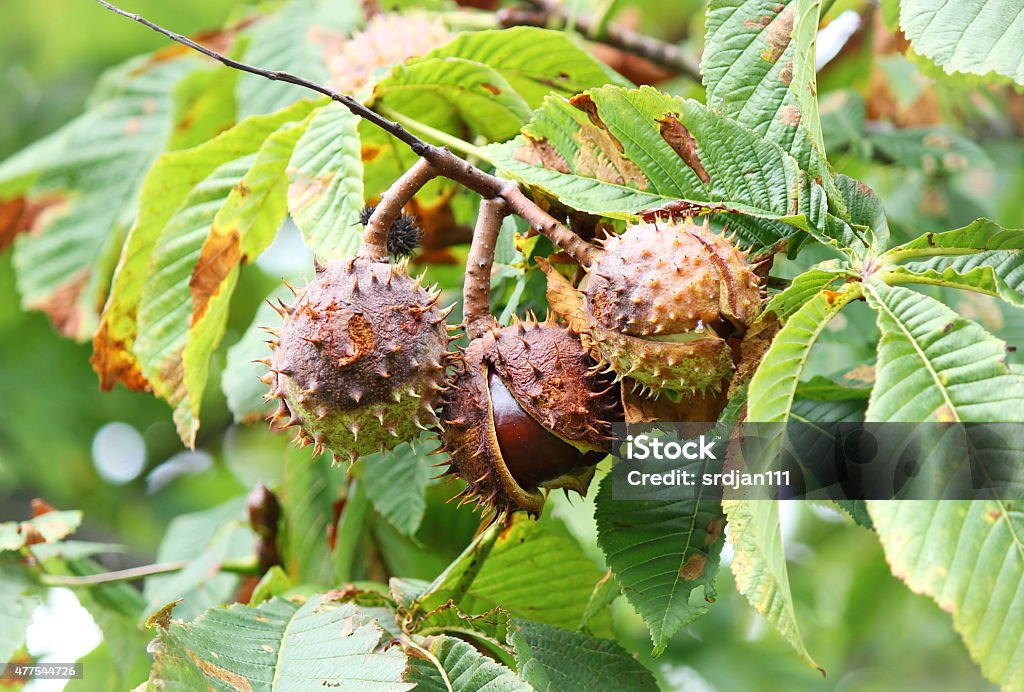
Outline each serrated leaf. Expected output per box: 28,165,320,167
415,515,612,635
8,54,202,339
360,439,435,537
749,282,861,422
510,619,658,692
724,499,822,672
143,498,255,622
899,0,1024,85
93,101,314,394
863,282,1024,422
147,595,412,690
882,218,1024,308
237,0,360,117
835,174,889,249
373,57,532,142
136,105,317,444
420,27,627,107
762,265,851,320
288,104,365,258
485,85,832,251
412,601,512,650
406,635,528,692
594,468,725,655
867,500,1024,689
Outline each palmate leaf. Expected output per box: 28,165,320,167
867,501,1024,689
147,595,411,690
485,85,832,252
2,54,203,340
863,281,1024,423
593,464,726,655
882,218,1024,308
509,619,658,692
360,439,436,537
899,0,1024,85
406,635,528,692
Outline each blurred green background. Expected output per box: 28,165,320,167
0,1,1015,690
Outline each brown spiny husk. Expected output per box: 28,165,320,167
262,257,454,463
543,218,762,396
438,318,621,519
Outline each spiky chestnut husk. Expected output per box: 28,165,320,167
438,319,622,519
262,257,454,463
358,205,424,258
544,219,761,396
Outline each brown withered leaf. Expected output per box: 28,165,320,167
535,257,588,333
513,136,570,174
190,227,242,326
0,194,68,253
658,115,711,184
574,125,648,189
92,321,152,392
30,498,57,517
30,268,89,339
729,313,781,398
762,4,794,63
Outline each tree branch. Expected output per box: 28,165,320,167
464,198,508,338
497,1,701,81
93,0,594,267
361,159,437,259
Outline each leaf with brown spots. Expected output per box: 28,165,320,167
658,115,710,184
594,445,727,654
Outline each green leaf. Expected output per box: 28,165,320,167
899,0,1024,85
279,447,348,586
485,85,831,251
882,218,1024,307
94,101,314,394
412,602,512,650
0,510,82,551
510,619,658,692
868,127,990,174
222,287,294,424
703,1,836,213
406,635,528,692
236,0,360,117
723,499,822,672
143,498,255,622
360,439,435,537
594,467,725,654
748,282,861,422
0,560,40,664
761,265,851,320
835,174,889,249
867,500,1024,689
9,55,199,340
136,106,317,444
147,595,412,690
288,104,365,259
373,57,532,142
415,515,612,635
863,282,1024,422
420,27,627,107
250,566,294,605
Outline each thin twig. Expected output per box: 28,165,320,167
464,198,508,338
93,0,594,268
498,1,701,80
39,561,188,586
